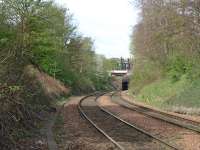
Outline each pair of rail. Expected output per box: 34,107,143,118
79,93,176,149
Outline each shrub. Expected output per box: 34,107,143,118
130,59,163,94
166,55,192,82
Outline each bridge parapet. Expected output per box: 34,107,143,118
110,70,128,76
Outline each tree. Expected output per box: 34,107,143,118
130,0,200,92
0,0,112,147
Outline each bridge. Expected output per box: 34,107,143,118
110,58,131,76
110,70,128,76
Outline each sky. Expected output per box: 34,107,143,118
55,0,139,58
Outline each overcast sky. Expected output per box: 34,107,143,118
55,0,139,58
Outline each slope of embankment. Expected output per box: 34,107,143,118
0,65,70,149
129,76,200,115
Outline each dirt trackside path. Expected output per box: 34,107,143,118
55,96,117,150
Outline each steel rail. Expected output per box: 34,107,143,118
96,96,179,150
118,92,200,126
78,94,125,150
111,92,200,134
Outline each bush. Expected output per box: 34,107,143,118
0,83,32,148
185,58,200,81
130,59,163,94
166,55,192,82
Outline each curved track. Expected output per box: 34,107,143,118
78,93,178,150
111,92,200,134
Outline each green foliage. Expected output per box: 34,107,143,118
130,59,163,93
0,0,111,92
134,76,200,114
136,76,188,107
103,58,121,70
166,55,191,82
185,58,200,80
165,79,200,109
0,0,113,148
130,0,200,93
130,0,200,114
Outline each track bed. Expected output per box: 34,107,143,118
79,95,175,150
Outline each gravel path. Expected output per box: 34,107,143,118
98,95,200,150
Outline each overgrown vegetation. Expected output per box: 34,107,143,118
130,0,200,114
0,0,112,148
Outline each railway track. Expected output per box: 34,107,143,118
78,93,178,150
111,92,200,134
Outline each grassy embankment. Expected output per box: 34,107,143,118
129,0,200,116
130,76,200,115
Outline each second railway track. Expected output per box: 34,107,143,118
111,92,200,133
78,94,178,150
98,92,200,150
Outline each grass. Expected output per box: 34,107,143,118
166,79,200,107
132,75,200,115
